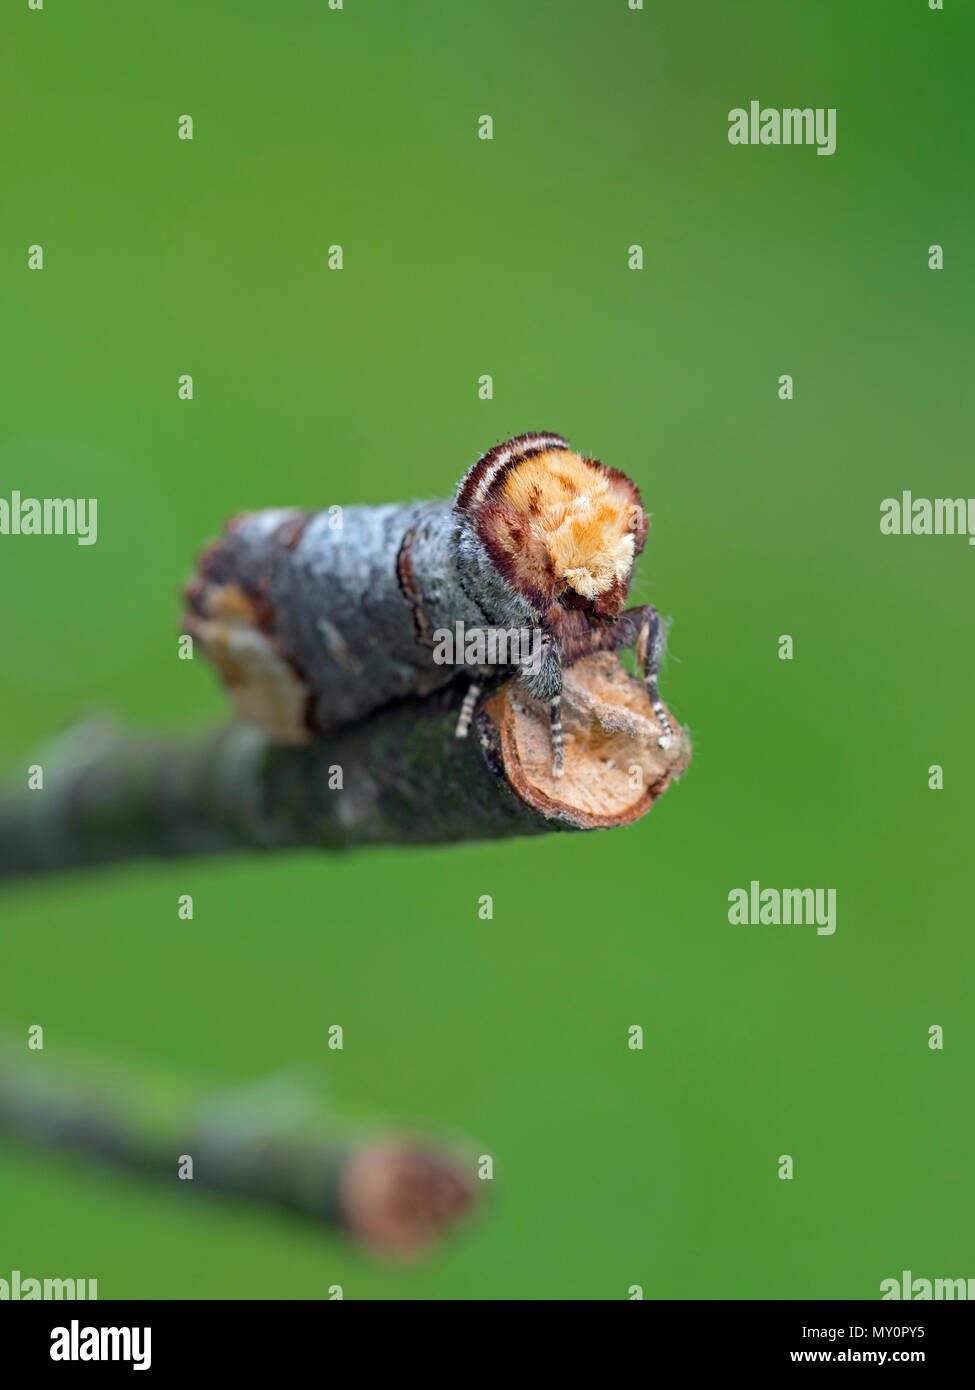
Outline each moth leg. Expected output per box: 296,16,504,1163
517,630,564,777
549,698,565,778
454,679,483,739
634,605,674,750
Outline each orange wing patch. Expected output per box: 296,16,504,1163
499,450,644,601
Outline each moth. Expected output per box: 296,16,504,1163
184,431,674,776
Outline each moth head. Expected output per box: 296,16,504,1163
455,433,648,616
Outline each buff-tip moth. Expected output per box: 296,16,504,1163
184,432,676,777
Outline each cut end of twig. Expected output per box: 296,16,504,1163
339,1141,476,1258
487,652,691,830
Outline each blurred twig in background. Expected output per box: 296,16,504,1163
0,1047,476,1260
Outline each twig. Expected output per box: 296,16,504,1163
0,655,690,881
0,1054,475,1259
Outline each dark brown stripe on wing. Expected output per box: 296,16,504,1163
454,432,570,513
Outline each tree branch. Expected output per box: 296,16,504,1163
0,1053,475,1259
0,654,690,881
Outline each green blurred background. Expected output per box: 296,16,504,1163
1,0,972,1299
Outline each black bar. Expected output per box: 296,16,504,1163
1,1298,970,1374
